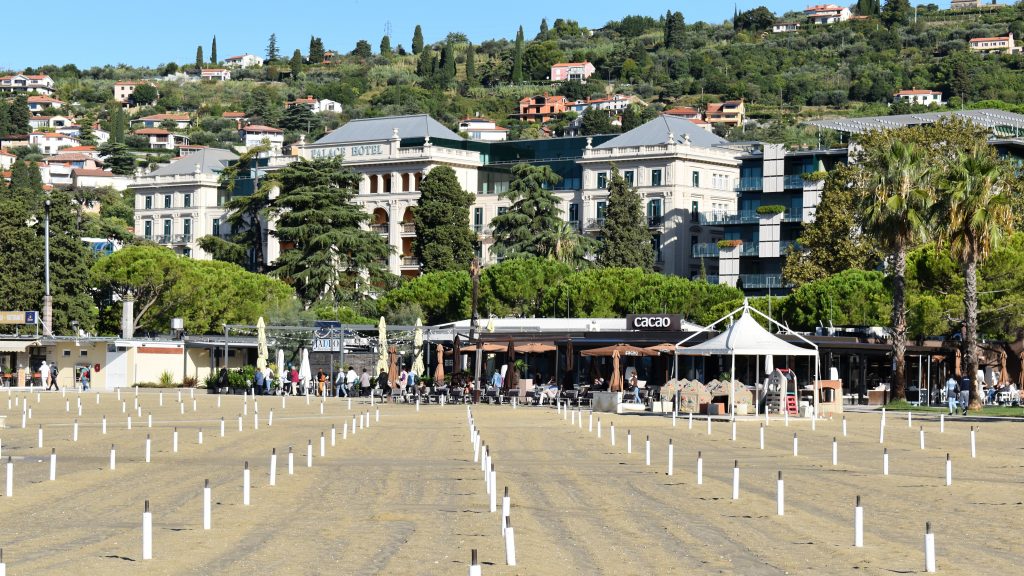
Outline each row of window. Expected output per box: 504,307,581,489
142,217,193,240
142,193,192,210
595,168,726,190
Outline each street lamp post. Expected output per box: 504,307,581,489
43,199,52,337
470,258,482,388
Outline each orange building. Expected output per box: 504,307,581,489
513,94,569,123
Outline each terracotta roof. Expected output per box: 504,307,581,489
62,146,97,152
241,125,283,133
706,103,723,113
31,132,75,139
665,107,700,115
551,62,591,67
48,153,101,163
688,118,709,125
0,149,15,157
27,96,63,103
222,111,247,118
895,89,941,95
970,36,1011,42
138,113,190,122
0,74,51,81
225,55,246,60
805,4,845,11
135,128,171,135
201,68,228,73
72,168,113,177
114,81,139,86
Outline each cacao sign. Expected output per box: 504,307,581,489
626,314,682,331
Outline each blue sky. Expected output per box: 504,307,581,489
0,1,813,70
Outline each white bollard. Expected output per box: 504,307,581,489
243,461,250,505
38,425,43,448
238,415,243,432
102,416,107,435
148,413,152,428
217,396,221,408
254,413,259,430
375,407,379,423
811,411,816,431
504,517,517,567
645,436,651,466
127,416,132,430
198,429,203,445
73,420,78,442
588,411,593,432
288,446,294,475
320,433,325,457
627,430,632,454
883,448,889,476
777,471,784,516
784,409,789,427
879,419,885,444
970,426,976,458
159,392,163,406
501,487,510,536
331,424,336,447
945,453,952,486
667,439,674,476
269,409,274,427
173,428,178,453
489,466,496,513
270,449,277,486
920,426,925,450
203,479,211,530
469,549,481,576
610,423,615,446
832,437,838,466
142,500,152,560
842,416,847,437
793,433,798,456
759,423,765,450
854,496,864,547
146,435,151,463
688,410,693,429
110,444,116,470
307,440,313,468
908,411,912,427
343,422,348,440
696,451,703,485
597,418,602,439
732,460,740,500
673,410,676,427
192,399,197,412
49,449,56,481
924,521,936,573
707,415,711,435
220,417,225,437
5,457,11,497
939,413,944,433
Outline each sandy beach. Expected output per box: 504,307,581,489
0,390,1021,575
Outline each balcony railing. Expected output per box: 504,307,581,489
401,256,420,267
155,235,172,244
172,234,193,244
647,215,664,228
740,243,759,257
691,242,720,258
737,176,762,191
584,218,605,231
401,222,416,234
738,274,786,289
370,223,388,234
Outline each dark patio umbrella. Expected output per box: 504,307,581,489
505,339,518,391
452,335,462,373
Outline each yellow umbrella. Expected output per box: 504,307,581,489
256,317,268,370
376,316,388,374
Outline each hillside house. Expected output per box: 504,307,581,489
200,68,231,81
969,34,1019,54
513,94,569,123
285,96,344,114
773,22,801,33
706,101,745,126
805,4,851,25
134,128,190,150
550,62,595,82
0,74,55,95
224,54,263,68
240,125,284,151
29,132,80,154
458,117,509,141
894,89,944,106
27,95,65,113
131,113,192,130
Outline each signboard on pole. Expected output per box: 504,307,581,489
312,321,342,352
0,311,37,325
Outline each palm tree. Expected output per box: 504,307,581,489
936,147,1014,409
548,221,597,268
858,140,934,401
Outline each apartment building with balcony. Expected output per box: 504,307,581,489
577,114,743,277
130,148,239,259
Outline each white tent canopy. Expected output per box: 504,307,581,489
675,299,820,416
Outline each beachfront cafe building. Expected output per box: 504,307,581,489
425,315,973,412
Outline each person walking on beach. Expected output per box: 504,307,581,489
945,376,959,415
376,368,389,401
48,363,59,391
359,368,370,397
959,375,971,415
344,365,358,397
288,366,299,395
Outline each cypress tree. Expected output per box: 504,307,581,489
309,36,325,64
195,45,204,71
266,33,279,61
380,35,392,55
465,43,476,85
512,26,524,83
597,167,654,270
290,49,303,77
414,166,476,273
0,99,10,136
417,46,433,76
211,35,218,63
8,95,30,134
539,18,549,38
412,25,424,54
0,161,45,324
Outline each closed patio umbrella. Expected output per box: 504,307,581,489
411,318,425,376
256,317,268,371
610,350,623,392
299,348,312,392
376,316,388,375
506,339,517,391
434,343,445,385
452,335,462,373
388,345,399,389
